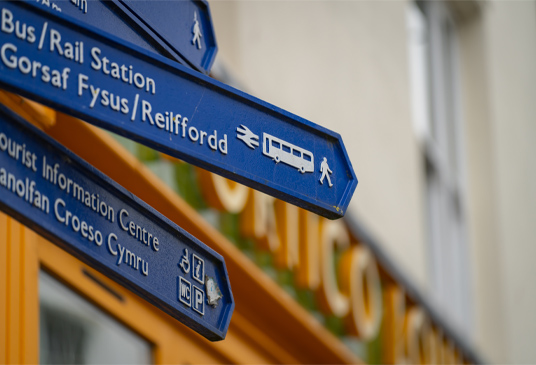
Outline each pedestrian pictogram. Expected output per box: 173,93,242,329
319,157,334,187
192,11,203,50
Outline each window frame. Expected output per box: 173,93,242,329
408,0,473,338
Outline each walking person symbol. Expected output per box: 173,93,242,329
319,157,333,187
191,12,203,49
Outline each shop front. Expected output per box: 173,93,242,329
0,92,481,364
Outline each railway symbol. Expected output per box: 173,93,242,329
236,125,259,149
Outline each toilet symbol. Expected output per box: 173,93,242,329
319,157,333,187
179,248,190,273
178,277,192,307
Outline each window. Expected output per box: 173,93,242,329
407,1,473,337
39,270,152,364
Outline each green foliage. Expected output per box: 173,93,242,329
174,163,207,210
325,315,345,337
295,288,317,311
109,132,138,156
219,212,241,244
136,143,159,162
366,326,383,364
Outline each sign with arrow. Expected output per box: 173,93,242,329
111,0,217,74
0,1,357,219
0,103,234,341
31,0,218,74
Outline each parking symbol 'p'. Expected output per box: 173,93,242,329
193,286,204,315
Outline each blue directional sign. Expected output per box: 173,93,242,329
0,103,234,341
30,0,217,74
111,0,218,74
0,1,357,219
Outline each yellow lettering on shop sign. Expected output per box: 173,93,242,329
240,190,280,253
382,285,407,364
428,328,442,365
274,200,299,269
197,171,469,364
443,338,456,365
295,210,320,289
315,219,350,317
404,307,430,364
197,168,249,213
339,244,383,340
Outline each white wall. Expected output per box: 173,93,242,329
459,7,507,363
210,0,429,292
464,1,536,363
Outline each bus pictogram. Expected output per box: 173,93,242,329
262,133,314,173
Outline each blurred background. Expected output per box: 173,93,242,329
207,0,536,363
2,1,535,364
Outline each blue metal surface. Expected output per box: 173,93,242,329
0,1,357,219
29,0,217,74
112,0,217,74
0,103,234,341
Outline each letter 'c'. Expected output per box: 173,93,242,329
119,209,129,231
315,219,350,317
107,233,117,256
339,245,383,341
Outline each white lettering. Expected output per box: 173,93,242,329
188,126,199,142
1,43,17,68
117,243,125,265
89,85,100,108
142,100,154,124
1,43,69,89
1,8,14,34
54,198,66,223
107,233,118,255
219,134,228,155
91,46,101,70
90,47,155,94
119,209,129,231
117,208,159,251
49,28,62,55
54,198,102,245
